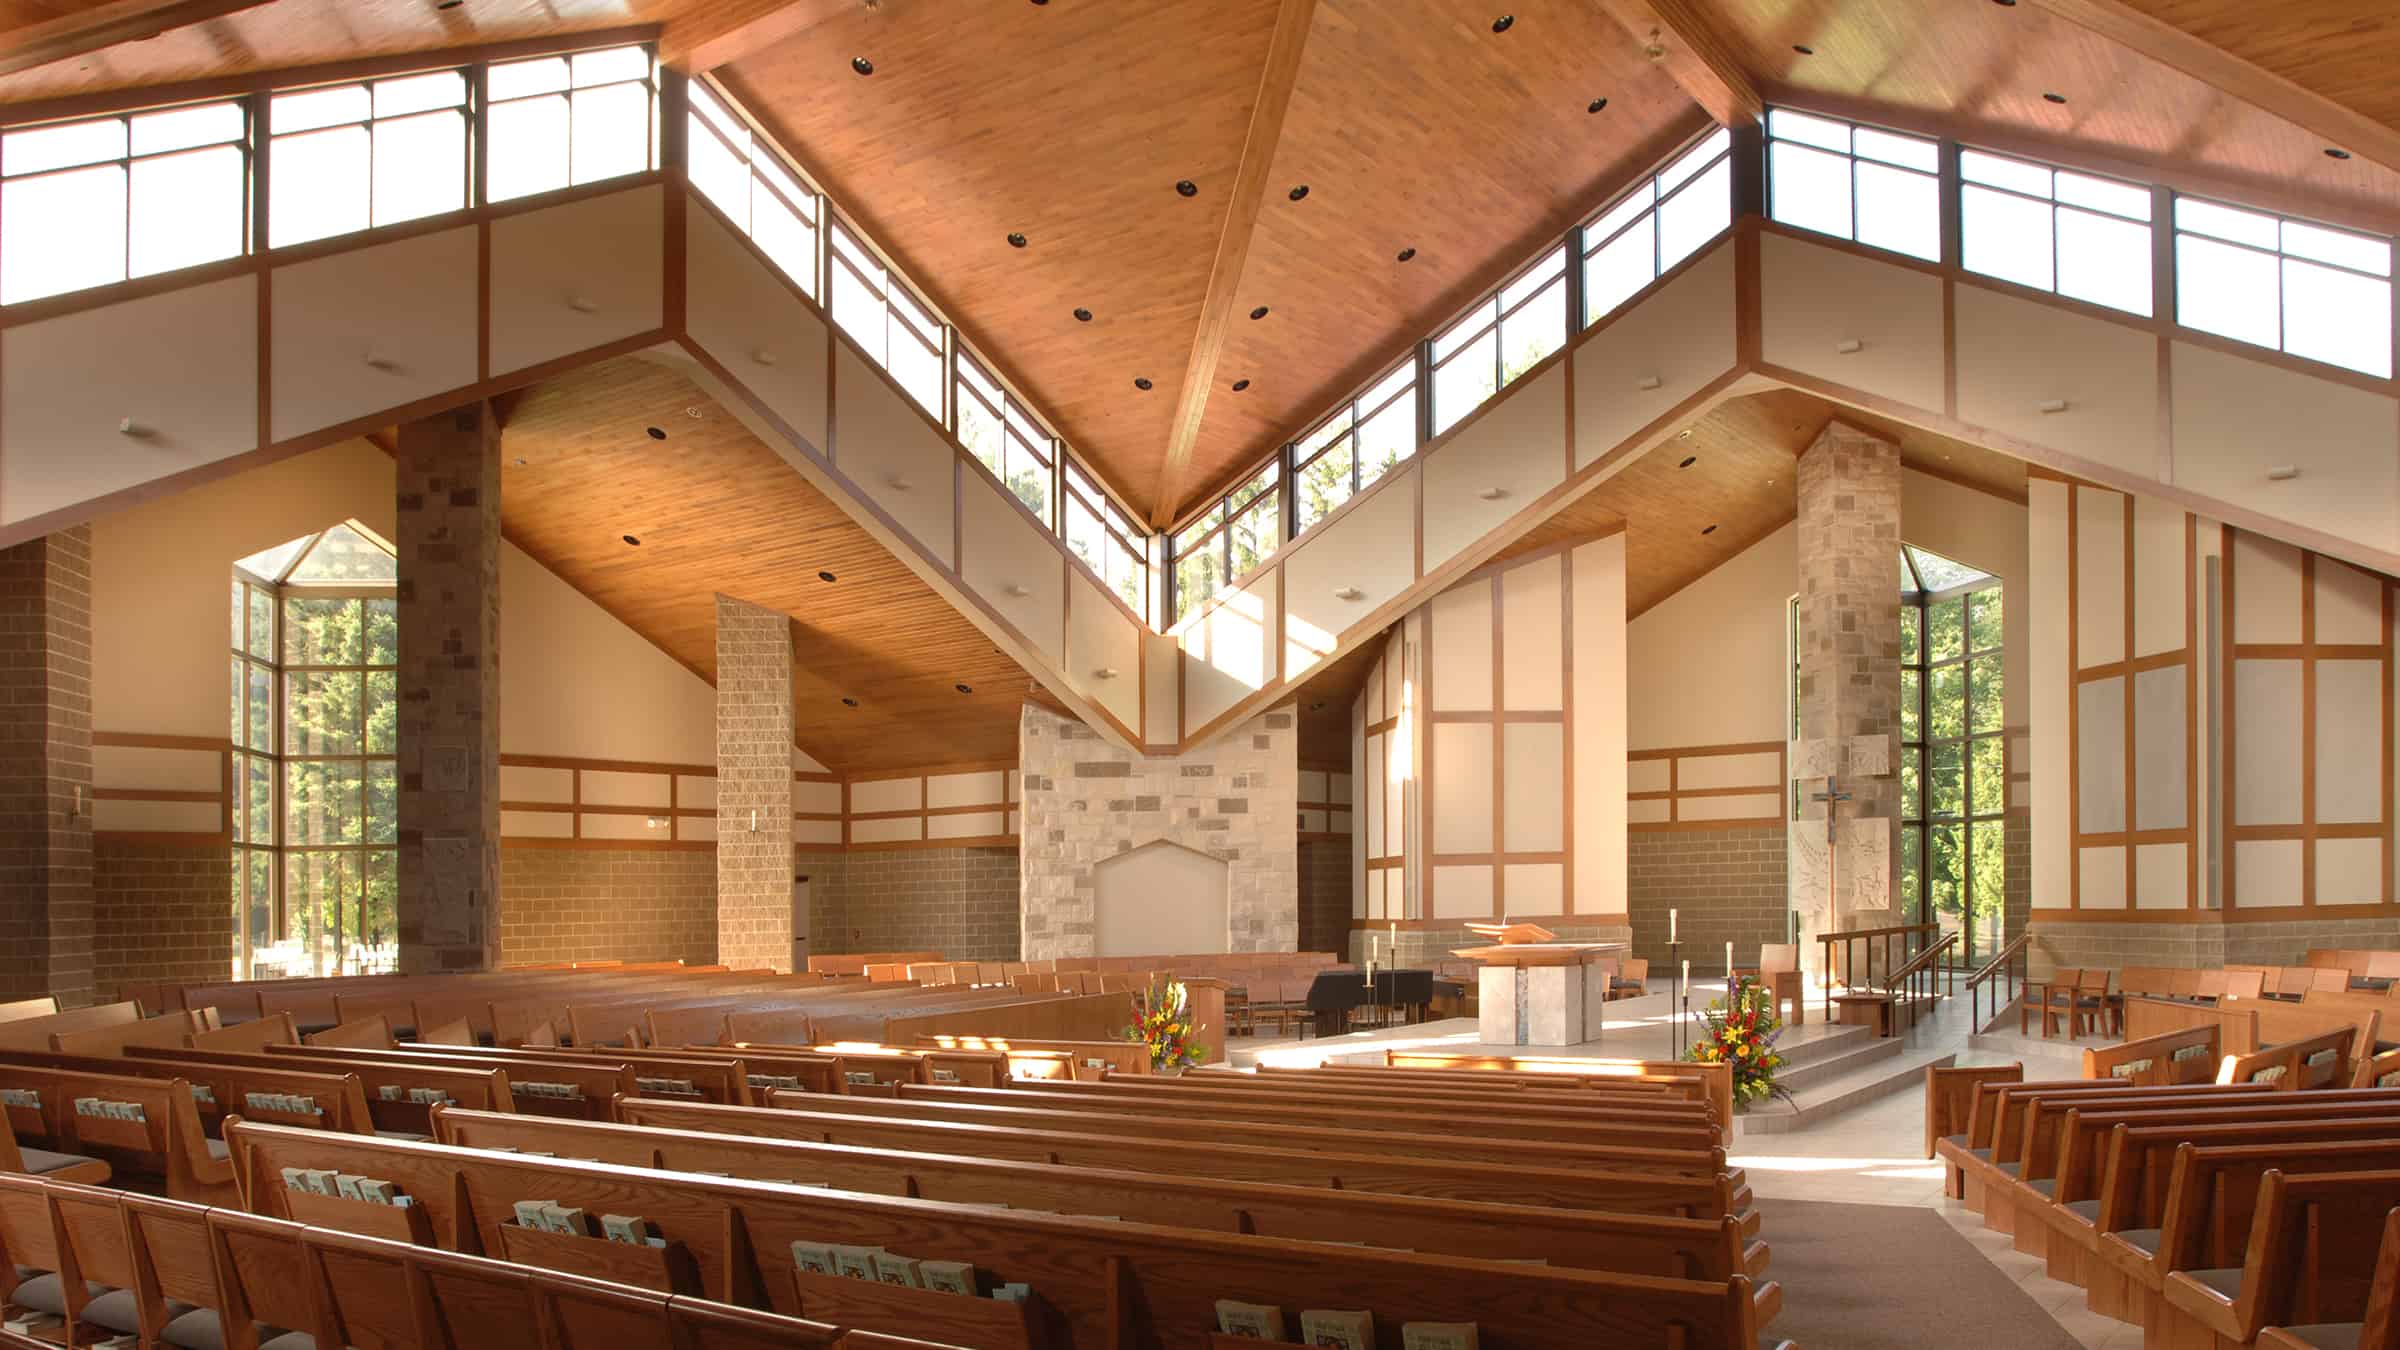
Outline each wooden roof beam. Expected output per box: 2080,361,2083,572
658,0,861,75
1594,0,1761,129
2024,0,2400,180
1149,0,1318,529
0,0,270,78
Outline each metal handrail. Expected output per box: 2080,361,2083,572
1886,931,1959,1028
1965,933,2032,1029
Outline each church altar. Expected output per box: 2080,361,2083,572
1452,939,1630,1046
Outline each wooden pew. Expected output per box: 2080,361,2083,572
127,1043,517,1137
2223,1020,2379,1090
222,1122,1790,1350
0,998,57,1026
192,1012,303,1054
0,1046,378,1144
425,1106,1769,1283
2259,1206,2400,1350
1940,1081,2275,1231
2162,1169,2400,1348
0,1002,142,1053
256,1044,633,1121
913,1035,1151,1076
0,1060,230,1201
755,1087,1724,1164
306,1014,399,1050
1008,1071,1712,1124
619,1097,1755,1231
2083,1024,2224,1085
1925,1063,2025,1179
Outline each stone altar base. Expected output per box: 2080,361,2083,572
1476,962,1611,1046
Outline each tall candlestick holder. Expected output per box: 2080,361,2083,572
1667,939,1684,1060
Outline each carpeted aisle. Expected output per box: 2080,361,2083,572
1755,1198,2082,1350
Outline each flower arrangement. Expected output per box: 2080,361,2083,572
1123,977,1208,1073
1687,976,1790,1107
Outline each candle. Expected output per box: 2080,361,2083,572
1670,909,1678,943
1681,959,1689,987
1727,941,1735,978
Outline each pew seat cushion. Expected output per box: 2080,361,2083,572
1939,1134,1970,1150
10,1273,108,1316
1996,1162,2021,1178
2025,1179,2056,1198
2116,1228,2163,1256
2187,1268,2244,1300
18,1147,105,1177
79,1287,196,1335
163,1307,314,1350
373,1129,431,1143
2062,1200,2101,1223
2272,1325,2362,1350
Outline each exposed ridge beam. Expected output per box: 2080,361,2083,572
1149,0,1318,529
1594,0,1761,129
659,0,862,75
0,0,270,78
2025,0,2400,178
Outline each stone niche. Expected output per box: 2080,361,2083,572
1018,704,1300,962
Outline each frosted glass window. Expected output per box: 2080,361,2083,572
1292,358,1417,537
1767,109,1938,261
828,219,943,415
487,44,652,204
686,84,821,298
1961,150,2152,316
2,99,245,303
1582,128,1730,326
1430,243,1565,433
269,71,466,246
2175,195,2392,377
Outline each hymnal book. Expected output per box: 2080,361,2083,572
991,1282,1031,1304
356,1179,400,1205
600,1215,651,1245
334,1174,366,1201
300,1169,339,1196
830,1244,885,1280
790,1241,839,1276
4,1312,62,1336
512,1199,557,1231
1299,1309,1374,1350
281,1168,309,1192
1402,1323,1479,1350
918,1260,978,1295
540,1204,593,1237
1214,1299,1286,1339
871,1252,924,1287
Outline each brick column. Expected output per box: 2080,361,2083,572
0,527,94,1007
395,406,501,973
1790,421,1903,980
716,596,793,970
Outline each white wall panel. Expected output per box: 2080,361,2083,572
926,772,1004,808
1571,535,1628,914
91,799,220,833
961,470,1065,666
1421,364,1567,570
271,227,478,442
488,184,664,377
1428,582,1494,711
2317,837,2385,905
1627,759,1671,794
1282,470,1418,677
1573,242,1737,466
1758,233,1946,411
2172,341,2400,555
2316,658,2385,824
677,775,717,810
2132,665,2187,832
2130,494,2187,659
2316,558,2385,646
1502,723,1564,853
581,813,667,841
2074,487,2126,668
3,275,257,525
685,202,831,450
1678,793,1782,822
1181,572,1276,734
2134,843,2187,910
2233,659,2304,826
2231,532,2304,645
1431,864,1494,919
792,780,843,814
1500,554,1564,711
1431,722,1494,854
1065,571,1141,732
850,816,922,844
794,818,842,845
849,778,921,813
2233,838,2303,907
927,811,1006,839
2077,845,2127,908
500,809,572,838
578,770,670,807
1678,752,1782,790
1504,863,1562,914
2076,675,2126,834
836,345,959,568
94,745,221,792
499,765,574,803
1955,283,2158,478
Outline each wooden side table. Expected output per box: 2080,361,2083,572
1834,991,1898,1038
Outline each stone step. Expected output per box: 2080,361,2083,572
1771,1029,1908,1093
1734,1042,1958,1136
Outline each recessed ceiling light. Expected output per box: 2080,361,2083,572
685,406,703,419
622,534,641,546
1006,232,1027,248
817,571,837,583
2042,91,2066,104
645,426,666,440
851,56,873,75
1491,14,1514,32
1175,179,1198,198
1249,305,1270,320
1073,307,1093,322
1678,429,1693,439
1701,524,1718,535
1134,377,1153,390
1396,246,1416,262
841,697,859,707
1678,456,1697,469
510,457,526,468
2327,147,2354,160
1588,98,1609,114
436,0,461,9
1288,185,1309,202
1792,43,1813,55
955,683,973,694
1231,379,1251,391
1991,0,2015,6
1309,701,1326,711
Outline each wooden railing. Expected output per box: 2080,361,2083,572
1965,933,2031,1031
1886,932,1959,1023
1815,923,1941,1021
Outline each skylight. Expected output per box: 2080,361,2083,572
238,522,397,586
1901,545,1989,595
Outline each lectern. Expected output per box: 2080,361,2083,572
1453,924,1628,1046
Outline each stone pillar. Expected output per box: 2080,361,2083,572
1790,422,1903,981
395,406,502,974
716,596,793,970
0,527,94,1007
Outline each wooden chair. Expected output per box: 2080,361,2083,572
2225,969,2268,1001
2076,968,2119,1037
2024,967,2081,1037
1732,945,1804,1026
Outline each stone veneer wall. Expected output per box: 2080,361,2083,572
0,526,95,1007
715,596,793,971
2030,914,2400,977
1627,825,1789,973
807,848,1021,962
1018,704,1299,961
497,848,718,967
1297,839,1350,956
93,839,230,994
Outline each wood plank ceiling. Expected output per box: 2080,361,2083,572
492,353,1034,775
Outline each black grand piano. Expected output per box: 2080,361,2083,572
1301,967,1442,1038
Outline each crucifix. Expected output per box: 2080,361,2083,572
1811,776,1853,993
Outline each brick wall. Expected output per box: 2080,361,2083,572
497,847,717,966
93,839,231,994
2031,913,2400,977
0,526,95,1007
810,848,1020,962
1297,839,1351,955
1628,825,1790,974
